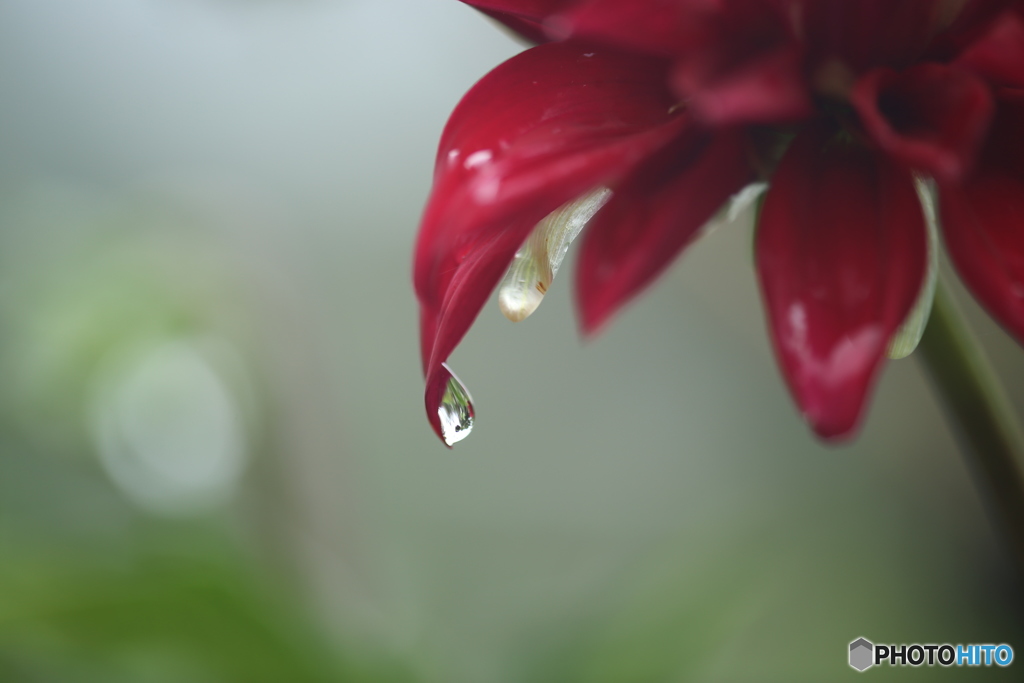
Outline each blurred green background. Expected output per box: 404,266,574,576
1,1,1023,681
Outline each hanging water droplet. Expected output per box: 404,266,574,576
438,364,474,446
498,188,611,322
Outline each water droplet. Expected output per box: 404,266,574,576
497,188,610,322
438,365,474,446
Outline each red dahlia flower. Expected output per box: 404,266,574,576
414,0,1024,446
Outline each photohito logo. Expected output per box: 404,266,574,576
849,637,1014,671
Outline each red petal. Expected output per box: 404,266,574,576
460,0,570,43
560,0,812,124
421,226,533,444
957,7,1024,88
940,95,1024,344
851,63,994,183
414,42,688,441
756,124,928,439
551,0,702,56
942,173,1024,344
576,127,752,334
668,0,812,124
803,0,944,72
928,0,1017,60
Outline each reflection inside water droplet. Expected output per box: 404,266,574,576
438,365,474,446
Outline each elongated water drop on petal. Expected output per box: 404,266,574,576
497,188,611,322
888,177,940,359
438,364,474,447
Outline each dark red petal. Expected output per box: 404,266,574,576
941,173,1024,344
460,0,570,43
551,0,701,56
927,0,1017,60
576,128,752,334
940,94,1024,344
560,0,812,124
851,63,994,183
669,0,812,124
414,42,687,441
803,0,944,72
957,7,1024,88
756,124,928,439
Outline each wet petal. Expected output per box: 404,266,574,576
576,128,752,334
851,63,993,183
756,124,928,439
414,41,688,443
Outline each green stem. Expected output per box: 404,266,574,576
917,279,1024,575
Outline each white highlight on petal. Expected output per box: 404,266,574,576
497,188,611,322
888,176,940,360
464,149,493,170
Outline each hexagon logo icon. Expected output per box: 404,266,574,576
850,638,874,671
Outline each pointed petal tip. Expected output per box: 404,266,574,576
785,337,883,444
804,408,863,443
576,298,611,340
577,321,600,341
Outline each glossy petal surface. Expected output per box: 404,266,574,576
756,125,928,439
851,64,993,182
576,127,751,333
414,42,687,443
